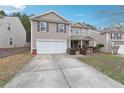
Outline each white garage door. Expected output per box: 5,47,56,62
118,44,124,54
36,39,67,54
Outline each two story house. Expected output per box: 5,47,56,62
30,11,70,54
30,11,100,54
100,27,124,54
0,15,26,48
69,22,100,50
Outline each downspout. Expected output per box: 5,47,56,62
68,26,71,48
30,20,33,53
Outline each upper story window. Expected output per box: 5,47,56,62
72,28,81,34
8,23,11,31
57,24,66,33
76,28,81,34
37,21,48,32
110,33,121,40
118,33,121,39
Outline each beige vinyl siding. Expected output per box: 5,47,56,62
121,33,124,39
37,12,66,22
0,17,26,48
100,33,113,53
87,29,100,41
31,20,69,50
99,33,107,52
31,11,70,52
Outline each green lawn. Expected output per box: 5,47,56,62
78,54,124,85
0,51,33,87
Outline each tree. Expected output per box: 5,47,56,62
21,14,31,42
95,43,104,52
111,44,119,54
21,14,31,32
12,12,21,17
0,10,6,16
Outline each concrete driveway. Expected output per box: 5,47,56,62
5,54,124,88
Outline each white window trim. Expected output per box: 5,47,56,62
57,23,65,32
38,21,48,32
72,28,81,34
111,33,122,40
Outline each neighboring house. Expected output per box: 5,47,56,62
100,26,124,54
0,15,26,48
69,22,100,50
30,10,101,54
30,11,70,54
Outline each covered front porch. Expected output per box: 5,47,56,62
71,40,89,50
69,36,96,50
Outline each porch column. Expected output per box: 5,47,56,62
94,41,96,47
81,40,83,48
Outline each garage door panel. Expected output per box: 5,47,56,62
37,42,49,54
36,40,67,54
57,42,67,53
118,44,124,54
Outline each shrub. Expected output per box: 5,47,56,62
67,48,76,55
96,43,104,48
94,43,104,52
93,46,100,52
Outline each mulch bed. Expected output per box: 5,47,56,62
0,47,30,58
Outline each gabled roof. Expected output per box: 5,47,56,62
71,22,88,29
83,36,95,41
101,26,124,34
30,10,70,24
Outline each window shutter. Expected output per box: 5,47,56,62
64,24,66,33
37,21,40,31
57,24,58,32
117,34,119,39
47,22,49,32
